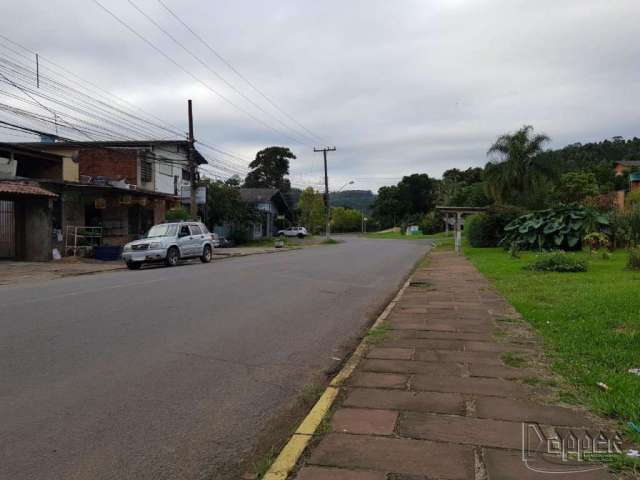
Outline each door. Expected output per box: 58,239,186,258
177,224,194,256
0,200,15,258
189,224,205,256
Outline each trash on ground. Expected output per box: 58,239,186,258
628,368,640,376
628,421,640,433
596,382,609,391
627,449,640,458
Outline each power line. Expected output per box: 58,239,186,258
91,0,311,147
128,0,318,146
155,0,328,145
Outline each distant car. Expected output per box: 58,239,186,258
218,236,235,248
122,221,214,270
277,226,308,238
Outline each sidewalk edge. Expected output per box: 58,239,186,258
261,262,416,480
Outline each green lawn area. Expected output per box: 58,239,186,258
465,246,640,442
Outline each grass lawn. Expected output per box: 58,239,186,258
465,246,640,442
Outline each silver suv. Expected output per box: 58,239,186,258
122,221,214,270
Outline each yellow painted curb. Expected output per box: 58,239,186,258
261,273,415,480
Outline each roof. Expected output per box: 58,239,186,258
0,143,64,162
239,188,293,218
11,140,208,165
616,160,640,167
239,188,279,203
0,180,57,197
38,179,177,198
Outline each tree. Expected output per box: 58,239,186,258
201,179,257,230
556,172,599,204
332,207,363,232
396,174,438,214
372,185,403,228
244,146,295,192
298,187,325,234
485,125,551,206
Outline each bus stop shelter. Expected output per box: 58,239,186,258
435,206,487,255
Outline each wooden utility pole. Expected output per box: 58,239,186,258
187,99,197,219
313,146,336,239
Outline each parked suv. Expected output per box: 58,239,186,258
277,226,308,238
122,221,214,270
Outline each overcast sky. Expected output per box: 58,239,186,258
2,0,639,192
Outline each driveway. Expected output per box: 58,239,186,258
0,235,430,480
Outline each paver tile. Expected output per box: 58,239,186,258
331,408,398,435
398,412,523,449
367,347,413,360
343,388,465,415
475,397,593,426
361,359,462,376
308,433,474,479
412,374,530,397
349,372,408,389
296,466,386,480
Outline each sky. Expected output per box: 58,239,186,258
1,0,639,192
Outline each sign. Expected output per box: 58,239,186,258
180,185,207,205
119,195,132,205
95,198,106,209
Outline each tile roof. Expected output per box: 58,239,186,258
0,181,58,197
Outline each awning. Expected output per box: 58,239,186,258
0,181,57,197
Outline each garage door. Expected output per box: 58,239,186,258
0,200,15,258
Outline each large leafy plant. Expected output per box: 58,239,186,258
502,205,609,250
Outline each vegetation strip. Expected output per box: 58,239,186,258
465,246,640,444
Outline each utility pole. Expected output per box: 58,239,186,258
313,146,336,240
35,54,39,88
187,99,197,219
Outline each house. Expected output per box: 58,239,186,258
1,140,206,259
238,188,292,239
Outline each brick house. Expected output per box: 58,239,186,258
1,140,206,259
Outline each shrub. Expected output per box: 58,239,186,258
466,205,525,248
420,211,441,235
165,206,190,221
525,252,588,273
503,205,609,251
627,247,640,270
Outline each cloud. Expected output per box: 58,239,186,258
1,0,639,192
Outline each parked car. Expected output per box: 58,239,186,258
218,236,235,248
277,226,308,238
210,232,220,248
122,221,214,269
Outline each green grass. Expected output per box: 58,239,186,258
465,246,640,443
501,351,528,368
366,323,392,344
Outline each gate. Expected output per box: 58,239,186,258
0,200,15,258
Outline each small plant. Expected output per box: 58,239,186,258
525,252,588,273
627,247,640,271
165,206,190,221
583,232,609,255
508,240,521,258
366,323,392,344
502,351,527,368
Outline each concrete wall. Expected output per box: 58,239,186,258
152,144,189,195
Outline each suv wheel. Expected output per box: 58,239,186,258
200,245,212,263
165,246,180,267
126,261,142,270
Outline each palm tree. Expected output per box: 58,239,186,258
485,125,551,205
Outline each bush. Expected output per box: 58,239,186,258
503,205,609,251
420,211,441,235
165,206,190,221
465,205,525,248
525,252,588,273
627,247,640,270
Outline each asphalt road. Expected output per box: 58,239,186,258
0,235,430,480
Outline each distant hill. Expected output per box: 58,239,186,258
330,190,377,212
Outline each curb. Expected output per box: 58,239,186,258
262,271,414,480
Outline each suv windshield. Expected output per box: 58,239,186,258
146,224,178,238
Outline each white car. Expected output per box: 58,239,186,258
122,221,215,269
277,226,308,238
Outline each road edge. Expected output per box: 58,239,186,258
261,247,429,480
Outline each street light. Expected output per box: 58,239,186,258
337,180,354,192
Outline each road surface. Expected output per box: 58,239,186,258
0,235,429,480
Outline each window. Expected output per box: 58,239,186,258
182,168,191,181
141,161,153,183
190,225,202,235
179,225,190,237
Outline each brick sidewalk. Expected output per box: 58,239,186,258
294,250,614,480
